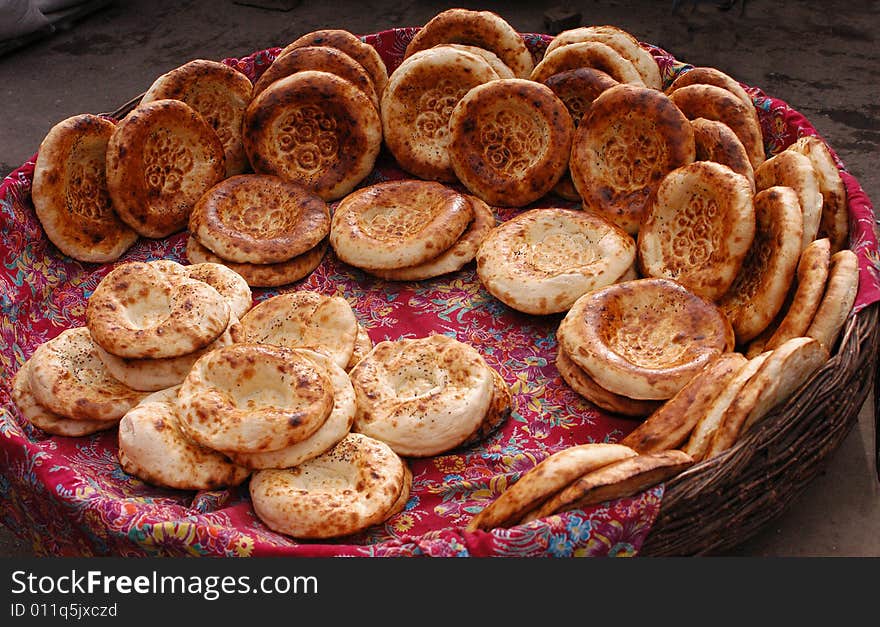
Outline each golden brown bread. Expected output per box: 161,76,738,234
106,99,226,239
570,83,695,234
242,70,382,201
530,40,644,86
475,207,636,315
404,8,534,79
637,161,755,301
278,29,388,95
380,45,500,182
252,45,379,109
185,235,327,288
447,78,574,207
754,149,823,249
691,117,755,191
805,249,859,353
31,114,138,263
542,25,662,89
140,59,253,177
718,186,804,345
330,179,472,271
86,260,230,359
188,174,330,264
249,432,407,539
557,278,735,400
177,343,335,454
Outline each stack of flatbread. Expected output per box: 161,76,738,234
185,174,331,288
329,179,495,281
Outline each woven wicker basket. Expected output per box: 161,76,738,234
99,49,880,558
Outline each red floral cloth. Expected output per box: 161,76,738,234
0,29,876,557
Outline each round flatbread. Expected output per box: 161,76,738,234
177,343,335,454
466,442,638,531
118,386,251,490
787,135,850,252
31,114,138,263
541,67,619,129
381,45,499,182
238,290,359,369
349,334,495,457
28,327,146,422
12,358,120,437
557,278,735,400
637,160,756,301
87,260,230,359
249,432,406,539
189,174,330,264
242,70,382,201
570,83,695,234
370,195,496,281
754,149,822,249
805,248,859,353
475,207,636,315
106,98,225,238
94,312,241,392
718,186,804,344
140,59,253,177
556,345,662,417
543,25,662,89
667,66,759,117
448,78,574,207
530,40,644,86
668,83,765,170
227,349,356,470
185,235,327,288
252,45,379,109
277,29,389,96
404,8,534,79
691,117,755,191
329,179,472,270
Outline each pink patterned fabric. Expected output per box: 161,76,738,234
0,29,876,558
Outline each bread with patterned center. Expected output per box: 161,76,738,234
189,174,330,265
381,45,500,182
242,70,382,201
106,99,225,238
570,83,695,234
32,114,138,263
557,278,735,400
249,432,407,539
638,161,755,301
252,45,379,109
140,59,253,177
476,207,636,315
330,179,473,270
718,186,804,344
448,78,574,207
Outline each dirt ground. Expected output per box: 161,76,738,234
0,0,877,557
